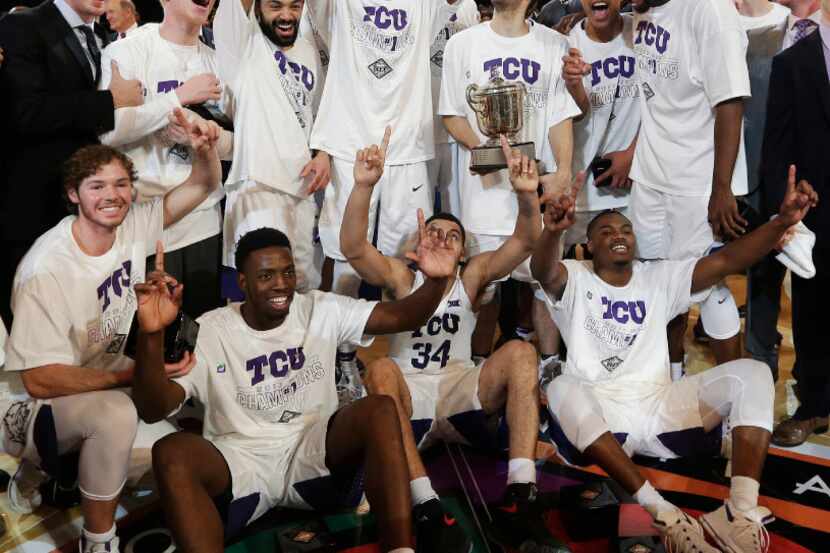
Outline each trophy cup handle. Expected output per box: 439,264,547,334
466,84,482,114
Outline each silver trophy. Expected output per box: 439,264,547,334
466,72,535,172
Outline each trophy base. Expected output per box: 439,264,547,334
470,141,535,172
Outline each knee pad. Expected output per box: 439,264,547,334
699,282,740,339
698,359,774,433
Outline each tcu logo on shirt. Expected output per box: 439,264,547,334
634,21,671,54
274,51,315,92
246,347,306,386
601,296,646,324
411,313,460,338
97,261,132,312
363,6,409,31
483,57,541,85
157,80,183,94
590,55,636,87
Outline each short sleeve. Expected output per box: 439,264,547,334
126,199,165,256
546,42,582,129
319,293,378,349
5,276,77,371
538,259,580,315
213,0,256,85
697,0,750,107
659,259,700,320
172,344,210,406
439,34,466,117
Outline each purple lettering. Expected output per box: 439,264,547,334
269,350,289,378
247,355,268,386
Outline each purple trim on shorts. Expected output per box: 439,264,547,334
656,424,722,458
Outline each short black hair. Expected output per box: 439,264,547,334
425,212,466,245
586,209,632,240
235,228,292,272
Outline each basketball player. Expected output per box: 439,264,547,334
429,0,479,217
130,218,460,553
2,112,221,553
439,0,580,375
627,0,752,375
214,0,328,294
342,133,568,552
304,0,464,399
99,0,230,318
533,166,818,553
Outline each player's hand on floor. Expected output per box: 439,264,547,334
406,208,455,279
135,241,183,334
354,126,391,189
301,151,331,194
778,164,819,227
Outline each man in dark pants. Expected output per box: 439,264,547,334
762,0,830,446
0,0,143,325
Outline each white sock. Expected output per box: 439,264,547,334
507,458,536,485
633,481,675,518
516,326,534,341
730,476,760,513
539,354,560,370
410,476,438,506
389,548,415,553
670,362,684,381
82,524,116,552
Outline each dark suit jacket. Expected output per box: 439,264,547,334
0,0,115,240
761,31,830,259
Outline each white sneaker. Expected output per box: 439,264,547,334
79,535,120,553
700,501,774,553
7,459,45,514
336,359,365,407
653,507,720,553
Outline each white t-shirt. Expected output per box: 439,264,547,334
541,258,698,399
5,201,164,375
99,28,227,252
569,17,640,211
739,2,790,32
174,293,376,444
439,21,581,236
630,0,751,197
387,273,478,376
429,0,479,145
307,0,459,165
300,4,330,113
215,0,322,197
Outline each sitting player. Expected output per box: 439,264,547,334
341,131,569,553
532,166,818,553
2,110,221,553
130,219,460,553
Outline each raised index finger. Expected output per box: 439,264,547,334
786,164,797,197
154,240,165,273
380,126,392,155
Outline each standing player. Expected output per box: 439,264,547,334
2,113,221,553
429,0,479,217
130,219,460,553
215,0,329,293
342,134,568,552
439,0,580,372
625,0,751,374
561,0,640,252
304,0,463,393
532,167,817,553
99,0,230,317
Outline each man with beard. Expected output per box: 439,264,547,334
534,167,818,553
623,0,752,377
3,113,221,553
98,0,231,318
215,0,329,294
304,0,463,402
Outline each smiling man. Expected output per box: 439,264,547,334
214,0,329,295
130,189,460,552
2,112,221,553
533,167,818,553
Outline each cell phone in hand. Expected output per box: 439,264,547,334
589,156,613,185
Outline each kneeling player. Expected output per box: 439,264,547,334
341,132,568,552
131,225,459,553
532,167,818,553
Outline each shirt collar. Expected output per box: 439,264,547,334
821,20,830,50
54,0,95,30
788,9,822,31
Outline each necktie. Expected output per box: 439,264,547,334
77,25,101,82
792,19,818,45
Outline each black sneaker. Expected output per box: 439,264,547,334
414,498,473,553
487,483,571,553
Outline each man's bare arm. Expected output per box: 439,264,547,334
20,364,132,399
